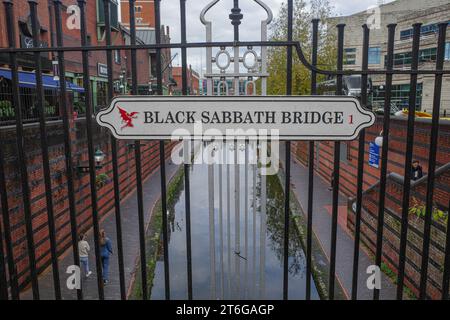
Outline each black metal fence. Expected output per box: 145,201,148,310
0,0,449,301
0,79,60,125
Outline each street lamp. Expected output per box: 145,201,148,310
77,148,106,174
94,149,106,166
119,69,126,94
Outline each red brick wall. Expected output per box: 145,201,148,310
0,110,177,289
172,66,200,95
347,169,450,299
294,117,450,199
120,0,155,29
0,1,134,82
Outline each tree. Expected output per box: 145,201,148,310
263,0,336,95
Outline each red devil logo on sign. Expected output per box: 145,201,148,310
118,106,139,130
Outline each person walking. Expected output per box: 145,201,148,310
411,160,424,181
78,233,92,277
100,229,113,285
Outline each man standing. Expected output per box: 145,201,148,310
411,160,424,181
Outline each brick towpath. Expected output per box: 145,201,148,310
280,142,396,300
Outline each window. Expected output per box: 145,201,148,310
368,47,381,64
114,50,121,64
344,48,356,65
135,5,142,13
386,47,438,67
400,22,450,40
97,0,119,30
400,29,413,40
372,83,423,110
392,51,412,66
136,17,143,25
419,47,437,62
445,43,450,61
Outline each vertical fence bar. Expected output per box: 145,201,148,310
29,0,61,300
53,0,82,300
155,0,170,300
227,141,232,297
0,204,7,299
329,23,345,300
78,0,104,299
306,18,319,300
419,22,447,300
231,0,241,298
0,142,17,299
260,153,266,299
373,23,396,301
283,0,293,301
104,0,126,300
443,197,450,300
219,142,224,299
351,24,369,300
128,0,148,300
396,23,421,300
180,0,193,300
3,0,39,300
244,140,249,298
208,162,216,299
234,140,240,295
252,141,257,297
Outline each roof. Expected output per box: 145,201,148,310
136,29,156,45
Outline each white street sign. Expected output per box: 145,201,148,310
96,96,375,140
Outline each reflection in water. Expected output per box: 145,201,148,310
151,142,319,300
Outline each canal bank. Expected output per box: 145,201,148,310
142,144,321,300
21,154,181,300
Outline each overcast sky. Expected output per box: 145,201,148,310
125,0,394,76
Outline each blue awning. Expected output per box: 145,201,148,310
0,69,85,93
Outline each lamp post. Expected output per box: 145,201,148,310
94,149,106,166
77,148,106,174
119,69,127,94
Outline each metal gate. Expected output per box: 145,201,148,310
0,0,449,301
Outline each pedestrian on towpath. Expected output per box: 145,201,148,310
78,233,92,278
100,229,113,285
411,160,424,181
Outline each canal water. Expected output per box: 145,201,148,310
151,143,319,299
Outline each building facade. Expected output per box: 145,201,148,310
0,0,152,121
172,65,200,95
120,0,174,95
330,0,450,114
0,0,172,291
297,0,450,298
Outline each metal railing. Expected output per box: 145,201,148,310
0,0,449,301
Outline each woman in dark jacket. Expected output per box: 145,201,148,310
100,229,113,285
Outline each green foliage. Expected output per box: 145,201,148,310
73,100,86,114
380,262,417,300
132,168,185,299
0,100,15,118
44,101,57,116
264,0,336,95
409,197,448,225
